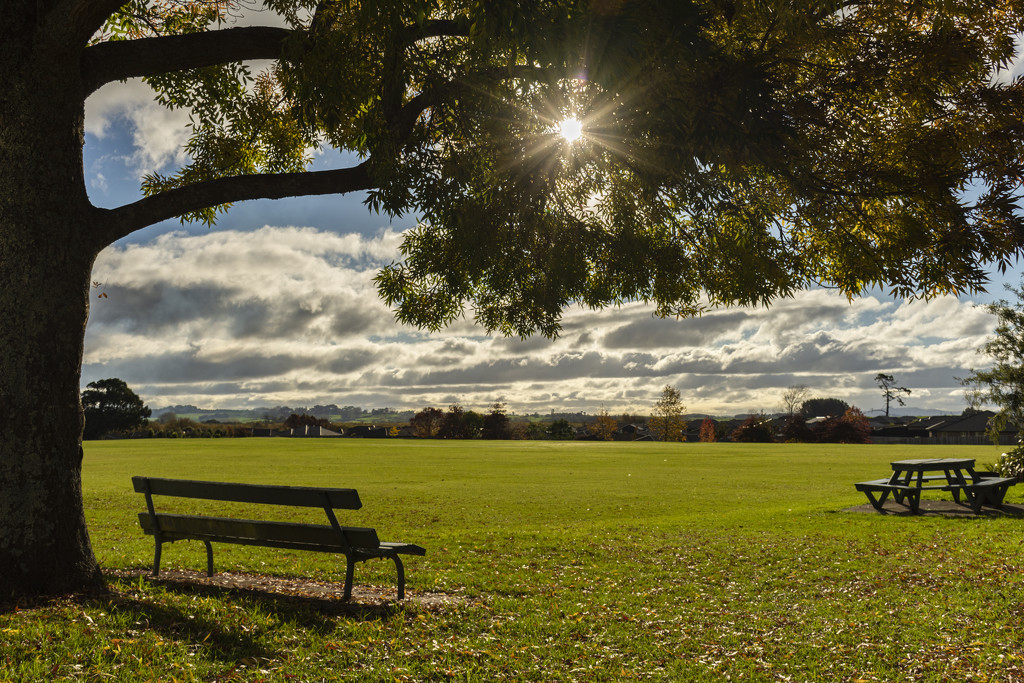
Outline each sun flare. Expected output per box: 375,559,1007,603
559,117,583,142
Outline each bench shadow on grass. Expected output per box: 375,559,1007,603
115,570,408,664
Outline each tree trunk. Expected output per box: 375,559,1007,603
0,21,105,600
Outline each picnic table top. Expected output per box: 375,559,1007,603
889,458,975,471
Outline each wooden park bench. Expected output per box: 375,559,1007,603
133,476,425,599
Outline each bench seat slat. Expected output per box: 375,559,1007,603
133,476,362,509
139,513,380,549
378,541,427,557
967,477,1017,487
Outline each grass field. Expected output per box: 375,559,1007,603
3,439,1024,681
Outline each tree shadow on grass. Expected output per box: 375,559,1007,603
0,570,408,667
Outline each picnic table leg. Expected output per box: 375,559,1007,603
945,469,962,503
908,489,921,514
948,468,973,504
204,541,214,577
886,472,906,505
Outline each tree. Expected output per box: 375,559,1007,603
815,408,872,444
548,419,576,441
780,414,816,443
410,406,444,438
650,386,686,442
730,415,774,443
283,413,331,430
524,422,548,440
800,398,850,418
437,404,482,439
874,374,911,418
698,418,717,443
4,0,1024,600
481,402,512,440
961,282,1024,443
81,378,151,440
781,385,810,416
592,409,618,441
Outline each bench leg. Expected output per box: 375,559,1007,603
151,540,162,577
204,541,214,577
343,555,356,601
393,556,406,600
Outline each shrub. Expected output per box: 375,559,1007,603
995,440,1024,479
781,414,815,442
730,415,774,443
815,408,871,444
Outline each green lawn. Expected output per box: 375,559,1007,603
3,439,1024,681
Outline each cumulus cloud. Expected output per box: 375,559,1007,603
83,227,998,415
86,79,192,175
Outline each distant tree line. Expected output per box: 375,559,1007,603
83,378,874,444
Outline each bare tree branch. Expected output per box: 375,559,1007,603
98,161,374,246
81,26,293,95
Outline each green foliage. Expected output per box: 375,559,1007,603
94,0,1024,337
994,441,1024,479
481,402,513,439
650,385,686,442
282,413,332,429
801,397,850,418
548,418,575,440
410,406,445,438
368,0,1024,337
437,404,482,439
81,378,152,440
962,281,1024,443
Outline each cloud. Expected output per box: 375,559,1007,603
86,79,192,175
83,227,999,415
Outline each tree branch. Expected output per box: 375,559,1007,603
97,161,374,246
81,26,293,96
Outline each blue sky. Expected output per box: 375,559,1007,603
81,77,1020,417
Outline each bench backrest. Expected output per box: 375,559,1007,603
132,476,362,509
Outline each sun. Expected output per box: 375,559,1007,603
558,117,583,142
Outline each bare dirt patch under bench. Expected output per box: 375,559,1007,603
106,568,465,611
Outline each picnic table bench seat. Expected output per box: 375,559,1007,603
133,476,425,600
959,476,1017,512
855,479,923,513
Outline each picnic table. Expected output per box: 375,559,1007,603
855,458,1017,514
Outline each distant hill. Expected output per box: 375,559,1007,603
151,405,415,424
865,406,953,417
